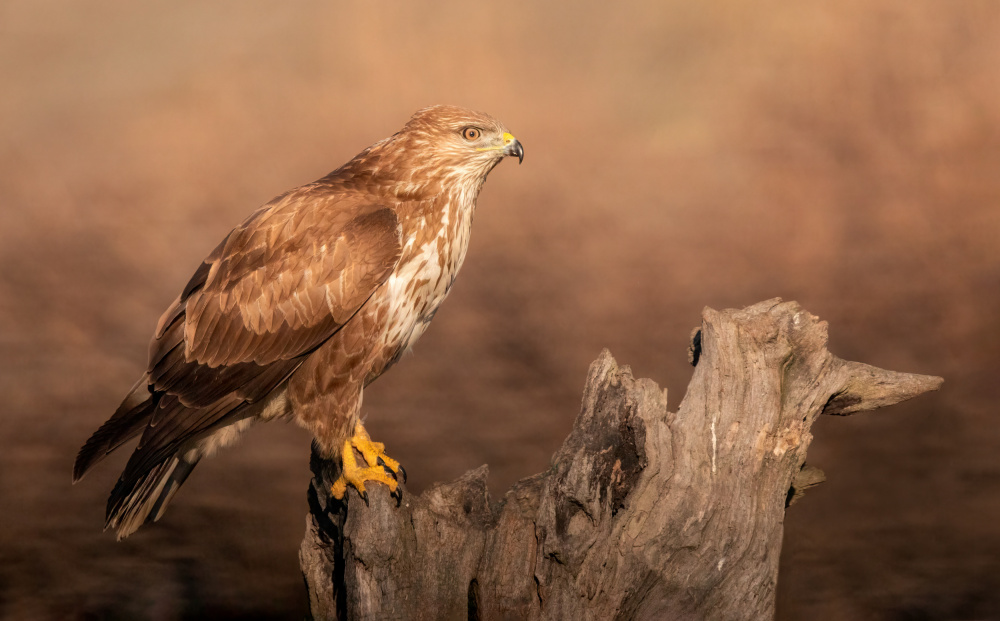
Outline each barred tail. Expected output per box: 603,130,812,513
105,451,201,540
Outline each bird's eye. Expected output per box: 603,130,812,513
461,127,481,141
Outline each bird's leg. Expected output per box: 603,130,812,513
330,422,406,506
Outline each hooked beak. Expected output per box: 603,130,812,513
502,132,524,164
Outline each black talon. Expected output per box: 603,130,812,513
391,487,403,507
398,464,407,483
359,490,369,507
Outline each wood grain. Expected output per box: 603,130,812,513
300,299,943,620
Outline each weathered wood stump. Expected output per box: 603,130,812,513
299,299,942,620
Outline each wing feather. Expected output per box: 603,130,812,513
76,188,403,493
158,194,398,415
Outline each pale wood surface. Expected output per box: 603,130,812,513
300,299,943,620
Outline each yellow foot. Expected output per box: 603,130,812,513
330,422,406,506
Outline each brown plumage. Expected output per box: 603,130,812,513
74,105,524,538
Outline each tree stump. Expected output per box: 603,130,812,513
299,299,942,620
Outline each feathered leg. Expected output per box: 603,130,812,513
287,341,405,504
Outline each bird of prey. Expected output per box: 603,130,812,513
74,105,524,539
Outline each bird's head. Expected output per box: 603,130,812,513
404,104,523,164
338,105,523,201
371,105,523,195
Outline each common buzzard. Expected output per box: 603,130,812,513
74,105,524,538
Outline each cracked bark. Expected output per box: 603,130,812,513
299,299,943,620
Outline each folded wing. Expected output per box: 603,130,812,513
74,187,402,533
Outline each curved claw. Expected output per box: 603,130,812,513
377,455,406,484
359,490,369,507
390,487,403,508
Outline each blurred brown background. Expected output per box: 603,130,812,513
2,1,998,619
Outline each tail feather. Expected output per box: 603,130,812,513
147,454,199,522
104,416,256,539
105,451,202,540
74,376,157,482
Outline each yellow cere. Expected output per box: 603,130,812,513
476,132,517,152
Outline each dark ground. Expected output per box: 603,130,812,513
2,1,999,619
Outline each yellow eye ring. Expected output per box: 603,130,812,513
462,127,481,141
